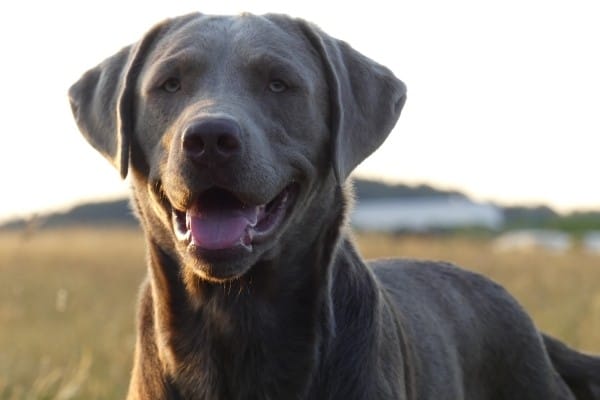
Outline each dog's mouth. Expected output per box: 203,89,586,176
172,183,298,253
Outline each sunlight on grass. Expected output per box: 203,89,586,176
0,229,145,399
0,229,598,398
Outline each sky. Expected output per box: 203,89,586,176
0,0,598,222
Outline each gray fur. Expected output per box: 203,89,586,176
68,12,600,400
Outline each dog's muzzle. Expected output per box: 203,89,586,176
172,183,298,252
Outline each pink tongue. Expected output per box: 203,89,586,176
188,208,258,250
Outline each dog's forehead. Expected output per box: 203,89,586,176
152,14,314,66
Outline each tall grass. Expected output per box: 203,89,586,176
0,229,598,399
0,229,145,399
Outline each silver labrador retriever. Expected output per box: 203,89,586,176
69,12,600,400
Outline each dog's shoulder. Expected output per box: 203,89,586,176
369,258,508,296
369,258,558,397
370,257,540,350
370,257,510,304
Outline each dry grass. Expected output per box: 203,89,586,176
0,228,599,399
0,229,145,399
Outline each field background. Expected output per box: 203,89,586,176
0,228,599,399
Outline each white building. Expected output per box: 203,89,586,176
493,229,572,252
583,231,600,254
351,196,504,232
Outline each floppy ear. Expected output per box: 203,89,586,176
300,22,407,183
68,20,171,179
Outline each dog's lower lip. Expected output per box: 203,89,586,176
171,184,297,251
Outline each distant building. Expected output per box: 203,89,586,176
582,231,600,254
351,196,504,232
493,229,572,252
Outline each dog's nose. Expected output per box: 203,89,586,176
182,118,242,164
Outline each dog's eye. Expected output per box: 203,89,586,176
268,79,288,93
161,78,181,93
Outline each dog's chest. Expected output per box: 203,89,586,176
162,299,323,399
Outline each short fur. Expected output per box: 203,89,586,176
69,12,600,400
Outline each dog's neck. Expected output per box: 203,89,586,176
147,244,331,399
140,184,372,399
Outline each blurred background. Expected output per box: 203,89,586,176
0,0,599,398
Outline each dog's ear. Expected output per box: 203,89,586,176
68,19,173,179
300,21,407,183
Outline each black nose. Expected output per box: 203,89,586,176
182,118,242,164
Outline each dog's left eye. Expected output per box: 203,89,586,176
268,79,288,93
161,78,181,93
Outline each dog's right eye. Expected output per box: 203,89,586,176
161,78,181,93
268,79,288,93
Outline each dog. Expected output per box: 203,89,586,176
69,12,600,400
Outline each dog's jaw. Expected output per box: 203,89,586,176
168,183,300,282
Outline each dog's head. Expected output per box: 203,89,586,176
69,13,406,282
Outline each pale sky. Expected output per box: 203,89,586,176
1,0,599,222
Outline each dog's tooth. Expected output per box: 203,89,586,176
247,206,260,227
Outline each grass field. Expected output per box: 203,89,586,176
0,228,599,399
